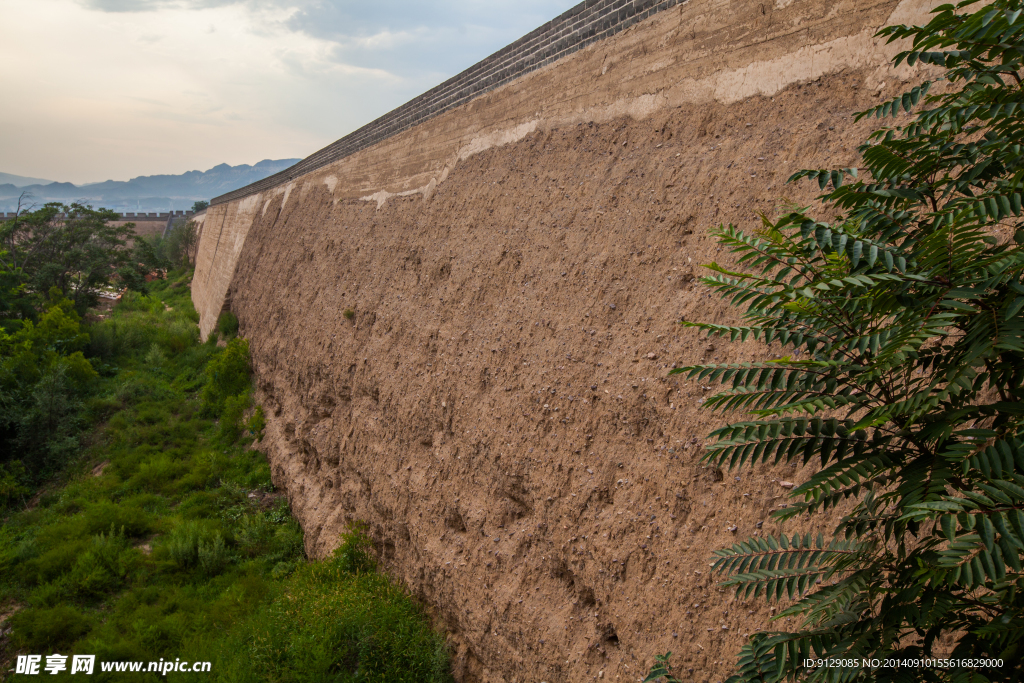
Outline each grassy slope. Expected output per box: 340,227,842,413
0,271,450,682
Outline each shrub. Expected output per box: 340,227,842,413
0,460,31,510
234,513,272,557
219,392,252,443
217,311,239,339
82,500,152,537
161,219,199,267
247,404,266,442
270,561,295,580
198,533,231,576
164,520,204,569
16,364,86,473
1,294,99,477
649,2,1024,680
118,291,162,314
23,539,92,585
85,320,119,361
163,317,198,353
204,529,451,683
144,343,167,368
334,523,375,575
66,526,133,600
9,604,94,651
201,338,250,417
126,454,187,494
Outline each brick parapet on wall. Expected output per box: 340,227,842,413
0,210,195,220
209,0,683,207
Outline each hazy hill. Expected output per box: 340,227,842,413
0,159,301,213
0,172,57,187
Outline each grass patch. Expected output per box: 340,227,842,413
0,270,450,682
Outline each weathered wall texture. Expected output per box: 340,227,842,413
192,0,939,680
192,197,259,339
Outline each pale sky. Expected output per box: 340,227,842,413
0,0,579,185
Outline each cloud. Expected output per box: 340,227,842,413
2,0,579,184
283,0,579,76
78,0,250,12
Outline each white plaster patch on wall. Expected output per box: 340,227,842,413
280,182,296,210
362,189,392,209
598,92,666,124
668,0,941,107
297,179,318,204
422,177,438,202
237,193,262,216
324,175,338,193
457,120,541,162
360,187,423,210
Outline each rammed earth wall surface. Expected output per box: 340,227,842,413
192,0,941,680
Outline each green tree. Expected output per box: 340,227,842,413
0,290,97,476
0,202,137,314
162,219,199,268
191,200,209,213
649,1,1024,680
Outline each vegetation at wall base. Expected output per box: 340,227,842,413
155,219,200,269
2,204,205,492
215,311,239,341
646,1,1024,681
0,272,450,682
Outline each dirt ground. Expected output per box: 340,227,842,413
223,64,929,683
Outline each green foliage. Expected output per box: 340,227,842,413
0,460,30,508
201,528,452,683
192,200,209,213
643,653,683,683
201,337,250,417
343,307,355,320
198,533,230,576
334,522,377,575
0,273,450,679
0,202,139,315
164,520,232,577
247,404,266,442
156,219,200,268
164,519,206,569
0,291,98,479
217,310,239,339
8,604,94,651
219,392,252,443
650,2,1024,681
65,526,135,600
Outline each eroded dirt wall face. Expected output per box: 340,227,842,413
227,67,919,683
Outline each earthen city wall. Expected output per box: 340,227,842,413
191,1,940,680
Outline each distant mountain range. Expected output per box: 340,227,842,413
0,172,57,187
0,159,301,213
